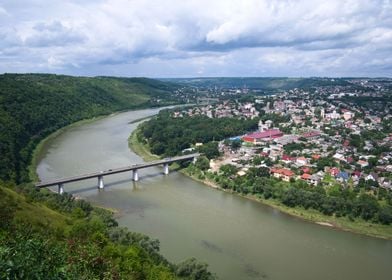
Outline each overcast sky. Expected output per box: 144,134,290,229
0,0,391,77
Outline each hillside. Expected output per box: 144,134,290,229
0,183,213,279
0,74,179,183
0,73,215,279
163,77,350,90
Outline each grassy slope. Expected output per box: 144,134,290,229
0,185,70,235
0,184,180,279
129,127,161,161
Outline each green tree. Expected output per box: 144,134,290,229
195,156,210,171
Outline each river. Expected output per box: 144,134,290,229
36,108,392,280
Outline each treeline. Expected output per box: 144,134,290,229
187,165,392,225
0,183,215,279
0,73,178,183
138,110,258,156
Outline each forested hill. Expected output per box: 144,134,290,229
0,73,179,183
162,77,350,90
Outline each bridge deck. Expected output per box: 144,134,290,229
35,153,200,188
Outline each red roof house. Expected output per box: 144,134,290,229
243,129,283,143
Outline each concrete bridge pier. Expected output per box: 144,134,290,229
58,183,64,194
132,169,139,181
98,175,104,189
163,163,169,175
193,156,198,164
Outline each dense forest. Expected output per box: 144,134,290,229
137,110,258,157
0,74,215,279
0,74,178,183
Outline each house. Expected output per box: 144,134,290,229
296,156,308,166
326,167,340,176
343,111,354,120
301,130,321,139
357,160,369,168
282,154,296,163
336,171,349,182
301,173,312,182
242,129,284,143
379,178,391,189
366,172,379,181
333,153,345,162
271,168,295,182
301,167,311,174
310,174,321,186
352,170,361,179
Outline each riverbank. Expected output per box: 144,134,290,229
128,127,392,240
29,114,113,182
128,127,161,161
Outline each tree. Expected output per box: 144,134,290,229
176,258,215,280
195,156,210,171
219,164,237,176
198,142,220,159
230,140,242,151
378,206,392,225
353,193,379,221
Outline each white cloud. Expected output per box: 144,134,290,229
0,0,390,76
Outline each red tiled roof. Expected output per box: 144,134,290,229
282,154,295,161
243,129,283,140
271,168,294,177
281,169,294,176
301,173,312,180
302,131,321,138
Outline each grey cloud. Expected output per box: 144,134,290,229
0,0,391,77
25,21,86,47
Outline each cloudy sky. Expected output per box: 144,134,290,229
0,0,391,77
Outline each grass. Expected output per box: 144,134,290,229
128,128,160,162
1,185,71,235
247,195,392,240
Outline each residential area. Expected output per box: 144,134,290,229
173,79,392,191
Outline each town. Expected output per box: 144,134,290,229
171,78,392,191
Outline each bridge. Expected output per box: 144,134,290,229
35,153,200,194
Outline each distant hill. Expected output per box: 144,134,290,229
0,73,179,183
162,77,350,90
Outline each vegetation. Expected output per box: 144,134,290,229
137,110,258,157
0,183,215,279
183,164,392,237
0,74,215,278
165,77,350,91
135,108,392,239
0,73,179,183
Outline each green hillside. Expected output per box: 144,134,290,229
0,73,214,279
0,74,179,183
0,183,213,279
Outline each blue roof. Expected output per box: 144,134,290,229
336,171,349,180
